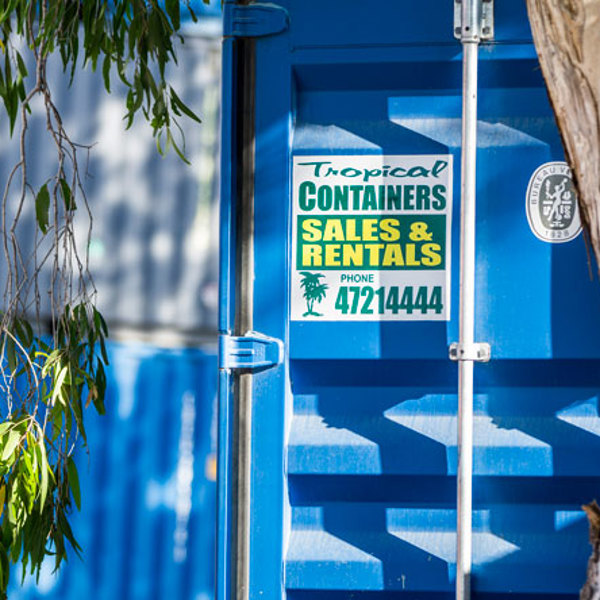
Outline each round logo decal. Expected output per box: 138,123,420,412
526,161,581,243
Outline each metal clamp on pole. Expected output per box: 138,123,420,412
219,332,284,372
449,342,491,363
454,0,495,41
453,3,493,600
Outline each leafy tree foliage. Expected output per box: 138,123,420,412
0,1,205,595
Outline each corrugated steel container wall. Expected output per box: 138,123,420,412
220,3,600,600
0,26,221,334
7,341,218,600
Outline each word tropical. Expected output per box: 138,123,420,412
297,159,449,182
297,215,445,270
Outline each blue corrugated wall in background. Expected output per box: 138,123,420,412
0,28,221,334
7,341,218,600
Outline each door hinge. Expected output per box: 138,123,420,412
224,3,289,38
219,332,284,372
454,0,494,41
449,342,491,363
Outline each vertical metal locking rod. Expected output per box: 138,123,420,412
457,2,480,600
233,28,256,600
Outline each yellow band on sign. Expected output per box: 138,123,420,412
296,214,445,271
300,242,442,268
302,217,401,242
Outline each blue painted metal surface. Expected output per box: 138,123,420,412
219,333,283,371
223,3,288,37
8,342,217,600
219,2,600,600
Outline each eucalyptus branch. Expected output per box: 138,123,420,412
0,0,205,594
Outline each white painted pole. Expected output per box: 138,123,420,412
456,2,480,600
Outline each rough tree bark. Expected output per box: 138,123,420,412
527,0,600,268
582,502,600,600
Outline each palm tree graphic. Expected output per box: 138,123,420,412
299,272,328,317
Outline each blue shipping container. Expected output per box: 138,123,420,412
219,2,600,600
9,342,217,600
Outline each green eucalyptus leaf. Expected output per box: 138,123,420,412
166,0,180,30
0,542,8,591
66,458,80,511
35,440,48,512
35,184,50,234
98,335,109,366
102,54,111,93
4,335,16,375
15,52,27,78
94,307,108,337
13,318,33,348
93,363,106,415
187,4,198,21
0,423,14,439
57,510,81,555
170,87,201,124
1,431,20,463
51,366,68,407
59,178,76,211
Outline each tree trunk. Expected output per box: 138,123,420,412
527,0,600,268
582,502,600,600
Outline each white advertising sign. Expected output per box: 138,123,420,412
291,155,453,321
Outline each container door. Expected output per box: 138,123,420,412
219,2,600,600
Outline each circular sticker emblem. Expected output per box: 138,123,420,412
526,161,581,243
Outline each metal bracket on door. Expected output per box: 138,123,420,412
449,342,491,362
224,3,289,38
219,332,284,372
454,0,494,41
